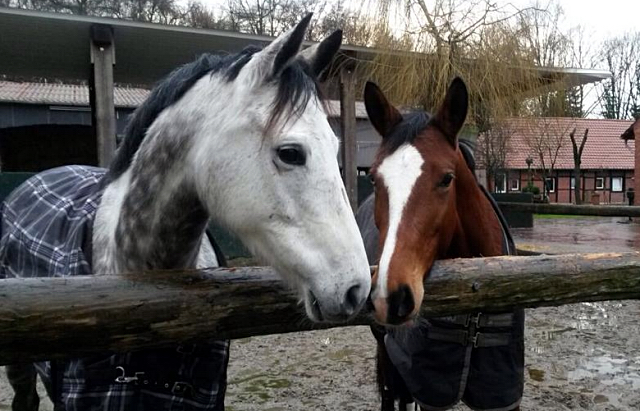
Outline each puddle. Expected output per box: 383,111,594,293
568,354,640,389
528,368,545,382
511,216,640,253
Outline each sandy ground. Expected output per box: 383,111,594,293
2,216,640,410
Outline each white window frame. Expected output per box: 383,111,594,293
510,178,520,191
611,177,623,192
545,177,556,193
595,177,605,190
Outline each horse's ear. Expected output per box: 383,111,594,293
254,13,312,79
298,30,343,78
434,77,468,146
249,13,313,81
364,82,403,138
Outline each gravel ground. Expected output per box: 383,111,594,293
2,216,640,410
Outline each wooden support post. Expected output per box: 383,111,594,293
340,65,358,211
90,24,116,168
2,252,640,363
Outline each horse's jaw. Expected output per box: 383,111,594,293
183,94,371,323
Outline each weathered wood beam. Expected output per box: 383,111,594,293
2,252,640,364
499,202,640,217
90,24,117,168
339,64,358,211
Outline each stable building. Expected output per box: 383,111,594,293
485,117,634,204
0,7,613,208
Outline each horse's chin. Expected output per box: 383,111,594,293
373,312,419,328
301,288,358,324
303,289,325,323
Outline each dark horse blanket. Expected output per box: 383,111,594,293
0,166,229,411
357,142,524,411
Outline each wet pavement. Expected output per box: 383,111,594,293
511,216,640,254
511,216,640,411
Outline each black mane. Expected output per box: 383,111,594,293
458,139,476,172
379,111,432,155
377,110,476,173
108,45,318,180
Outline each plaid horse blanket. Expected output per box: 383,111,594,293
1,165,229,411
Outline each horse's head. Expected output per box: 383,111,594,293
178,16,370,322
364,78,469,325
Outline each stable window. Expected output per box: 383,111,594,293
611,177,623,192
495,174,507,193
545,177,556,193
510,179,520,191
570,177,575,190
596,177,605,190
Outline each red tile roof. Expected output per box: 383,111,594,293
489,117,635,170
0,80,149,108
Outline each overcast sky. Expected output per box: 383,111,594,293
507,0,639,39
197,0,639,40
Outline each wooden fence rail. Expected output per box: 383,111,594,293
498,202,640,217
2,252,640,364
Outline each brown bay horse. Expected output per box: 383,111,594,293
356,78,524,411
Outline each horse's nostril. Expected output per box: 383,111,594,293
344,283,363,315
387,285,415,324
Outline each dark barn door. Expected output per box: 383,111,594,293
0,124,97,172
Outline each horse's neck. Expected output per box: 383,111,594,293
448,161,504,258
94,141,208,274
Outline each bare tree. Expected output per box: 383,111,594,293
515,1,577,118
308,0,374,45
182,1,230,29
568,127,588,204
120,0,184,24
361,0,577,139
225,0,318,36
524,118,573,199
598,32,640,119
476,121,514,193
564,25,600,117
11,0,119,16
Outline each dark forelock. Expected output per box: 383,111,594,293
378,111,432,156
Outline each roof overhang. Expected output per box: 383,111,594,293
0,7,612,88
0,8,375,85
535,66,612,89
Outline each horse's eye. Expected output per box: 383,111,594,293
368,174,376,186
277,145,306,166
438,173,454,188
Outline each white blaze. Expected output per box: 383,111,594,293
375,144,424,299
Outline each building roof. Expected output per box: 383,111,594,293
620,118,639,140
0,8,377,86
499,117,635,171
0,8,612,87
0,80,148,108
0,79,370,117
